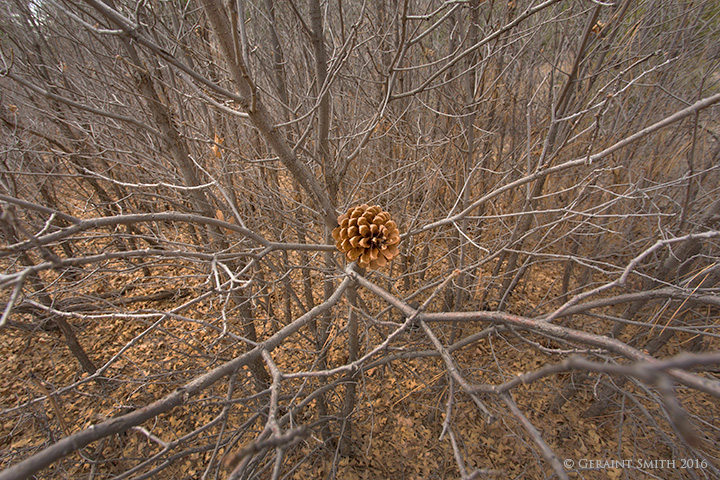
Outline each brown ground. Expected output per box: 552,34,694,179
2,255,718,479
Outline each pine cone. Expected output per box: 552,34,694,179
332,204,401,269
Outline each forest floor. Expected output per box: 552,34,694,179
1,252,719,479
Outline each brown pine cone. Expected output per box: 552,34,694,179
332,204,401,269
